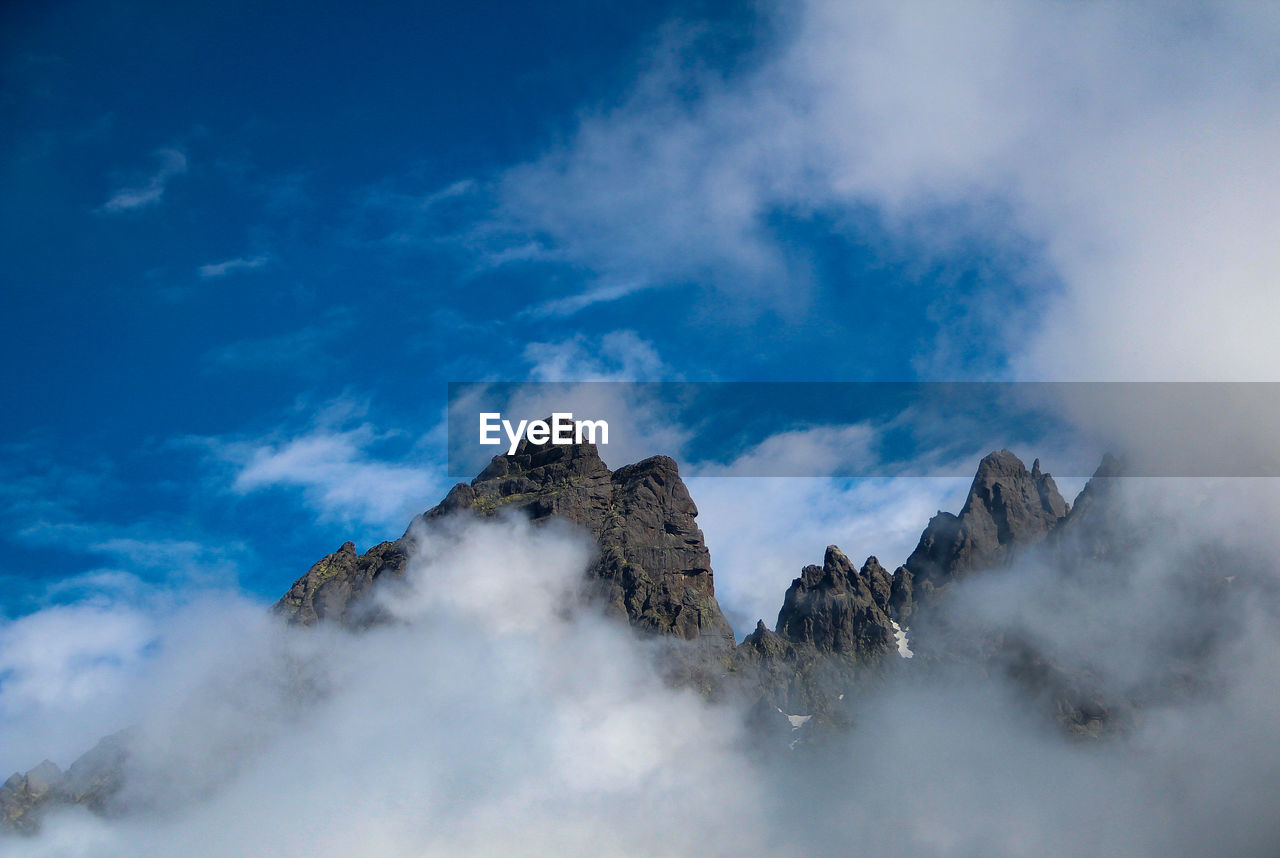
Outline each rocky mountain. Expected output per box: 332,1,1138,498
0,442,1140,831
276,436,736,647
888,450,1069,622
904,450,1068,584
733,547,900,723
1,732,129,833
775,547,895,658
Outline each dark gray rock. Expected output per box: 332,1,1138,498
1,731,130,833
904,450,1068,587
274,436,735,648
1047,453,1127,563
889,565,916,621
775,546,896,659
734,548,900,733
274,540,411,627
863,555,893,616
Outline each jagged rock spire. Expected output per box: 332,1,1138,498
903,449,1069,585
774,546,896,658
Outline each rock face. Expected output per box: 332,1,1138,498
1,732,129,833
733,548,899,723
1047,453,1127,563
275,437,736,647
275,539,412,626
775,547,895,659
904,450,1068,586
885,451,1068,624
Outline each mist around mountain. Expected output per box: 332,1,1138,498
5,439,1280,857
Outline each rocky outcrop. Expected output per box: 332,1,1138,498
1047,453,1127,564
275,436,735,647
899,451,1068,600
732,547,900,724
775,547,895,659
1,732,129,833
889,564,922,622
275,539,411,627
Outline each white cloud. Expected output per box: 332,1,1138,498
524,330,669,383
210,415,443,530
689,424,881,479
420,178,477,208
0,601,157,773
465,332,694,468
521,278,650,319
6,490,1280,856
98,149,188,213
484,2,1280,381
197,255,271,279
0,517,771,855
12,520,246,597
692,472,969,632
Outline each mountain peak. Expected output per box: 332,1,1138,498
275,439,735,648
472,432,609,485
905,450,1068,585
775,544,895,658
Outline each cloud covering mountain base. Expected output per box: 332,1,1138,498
5,475,1280,857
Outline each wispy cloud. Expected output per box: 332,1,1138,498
198,254,271,279
521,278,651,319
0,445,113,533
0,444,247,603
98,148,188,213
421,177,477,208
463,2,1280,379
523,330,669,382
13,518,247,595
199,403,444,529
203,314,354,374
353,175,486,251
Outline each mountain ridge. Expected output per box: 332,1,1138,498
0,441,1122,832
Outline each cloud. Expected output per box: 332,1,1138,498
204,409,443,530
5,483,1280,856
420,178,477,208
479,2,1280,380
0,447,246,605
197,256,271,280
464,332,695,468
0,517,772,855
0,601,157,774
202,314,355,374
689,424,881,479
521,279,650,319
98,149,188,214
0,448,112,539
523,331,669,383
13,512,245,580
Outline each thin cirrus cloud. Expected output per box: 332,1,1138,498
97,148,188,214
202,313,356,375
198,255,271,279
213,421,443,530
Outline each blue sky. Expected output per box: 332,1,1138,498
3,1,1279,619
